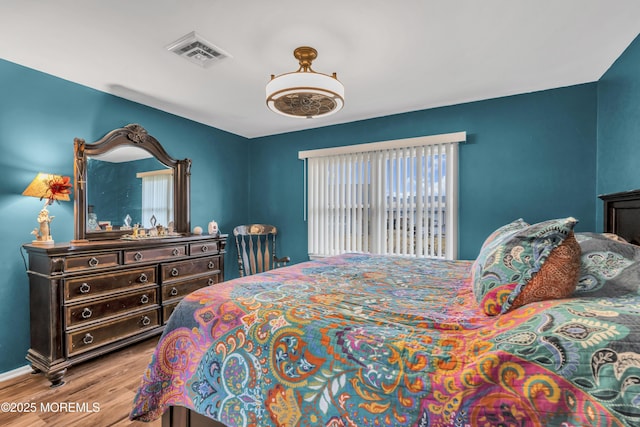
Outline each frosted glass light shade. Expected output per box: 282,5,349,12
266,71,345,119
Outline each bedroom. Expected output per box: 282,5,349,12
0,1,639,426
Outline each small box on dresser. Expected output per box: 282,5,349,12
23,234,226,387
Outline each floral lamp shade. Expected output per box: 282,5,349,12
23,173,72,246
22,172,71,204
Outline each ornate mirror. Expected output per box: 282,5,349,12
73,124,191,241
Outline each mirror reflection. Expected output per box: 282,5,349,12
86,147,174,233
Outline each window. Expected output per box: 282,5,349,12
137,169,174,228
299,132,465,260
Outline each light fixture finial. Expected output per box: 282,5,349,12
294,46,318,72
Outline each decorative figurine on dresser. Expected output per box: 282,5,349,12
22,124,226,387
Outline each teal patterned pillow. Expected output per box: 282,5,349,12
469,219,529,302
471,217,578,316
479,218,530,250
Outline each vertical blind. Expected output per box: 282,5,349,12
299,132,465,260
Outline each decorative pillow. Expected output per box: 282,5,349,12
508,231,581,311
479,218,530,250
574,232,640,297
471,217,579,315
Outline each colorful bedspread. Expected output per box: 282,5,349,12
131,233,640,427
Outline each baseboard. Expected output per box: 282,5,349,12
0,365,32,383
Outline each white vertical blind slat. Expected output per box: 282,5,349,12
355,155,360,252
344,155,355,252
334,157,340,255
408,147,415,256
446,143,459,260
321,158,328,256
381,150,390,255
308,159,315,255
416,146,424,258
436,144,446,258
395,149,401,254
339,156,351,252
363,153,370,253
425,146,434,256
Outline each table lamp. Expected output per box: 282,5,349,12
22,172,72,246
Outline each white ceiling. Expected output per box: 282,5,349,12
1,1,638,139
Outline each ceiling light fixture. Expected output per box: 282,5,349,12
266,46,344,119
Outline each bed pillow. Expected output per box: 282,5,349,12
471,217,579,315
468,218,529,306
479,218,530,250
574,232,640,297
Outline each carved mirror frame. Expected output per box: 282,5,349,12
73,124,191,241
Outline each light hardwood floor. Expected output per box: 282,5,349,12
0,337,162,427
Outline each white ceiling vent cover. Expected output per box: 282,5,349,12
166,31,231,68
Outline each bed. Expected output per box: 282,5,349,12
130,194,640,427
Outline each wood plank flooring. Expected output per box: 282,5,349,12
0,337,162,427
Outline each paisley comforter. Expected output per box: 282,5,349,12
131,233,640,427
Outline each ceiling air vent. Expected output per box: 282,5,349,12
166,31,231,68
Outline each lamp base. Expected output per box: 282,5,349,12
32,239,54,247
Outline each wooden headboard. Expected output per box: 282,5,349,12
600,189,640,245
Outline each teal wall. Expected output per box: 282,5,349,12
249,84,598,263
597,34,640,227
0,59,249,373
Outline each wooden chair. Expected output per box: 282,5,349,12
233,224,290,277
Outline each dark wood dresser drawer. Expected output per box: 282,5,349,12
124,245,187,264
163,302,179,324
161,256,221,283
64,267,156,302
65,252,120,272
189,241,219,255
65,288,158,329
161,274,219,303
66,308,160,356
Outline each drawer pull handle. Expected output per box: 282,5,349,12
201,245,209,252
172,248,180,256
139,273,148,283
171,268,179,277
88,257,99,267
134,252,143,262
208,278,214,286
81,308,92,319
208,261,215,269
79,283,91,294
83,333,94,345
140,294,150,304
170,287,179,296
141,316,151,326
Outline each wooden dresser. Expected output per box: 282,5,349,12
23,234,226,387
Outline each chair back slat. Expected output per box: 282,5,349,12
263,237,270,273
240,237,251,276
256,236,264,273
248,235,257,276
